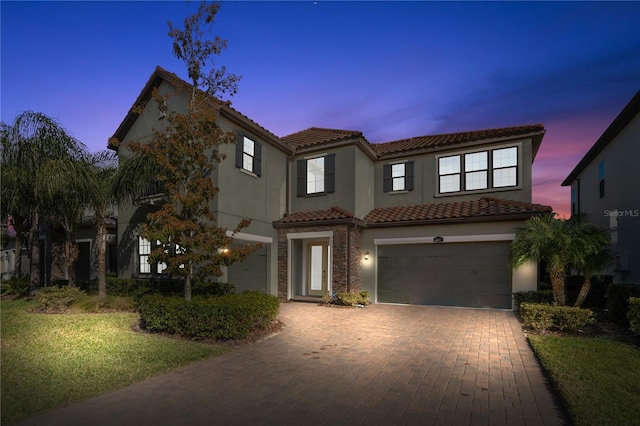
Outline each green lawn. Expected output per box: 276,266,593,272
1,299,230,425
529,334,640,426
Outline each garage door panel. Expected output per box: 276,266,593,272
377,242,512,309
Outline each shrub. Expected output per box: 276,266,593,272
520,303,594,332
628,298,640,336
139,291,279,340
0,275,30,297
335,292,359,306
333,291,370,306
31,286,85,313
513,290,554,311
606,284,640,325
358,291,370,305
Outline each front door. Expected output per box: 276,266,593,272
307,242,328,296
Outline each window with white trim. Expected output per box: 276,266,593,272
492,147,518,188
138,237,181,275
439,155,461,193
437,146,519,194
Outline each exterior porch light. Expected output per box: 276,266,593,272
363,251,370,261
219,247,230,255
433,236,444,243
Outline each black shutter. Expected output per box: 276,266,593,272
254,142,262,176
325,154,335,193
406,161,414,191
235,133,243,169
383,164,392,193
297,159,306,197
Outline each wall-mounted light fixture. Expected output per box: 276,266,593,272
219,247,230,255
433,236,444,243
363,251,370,261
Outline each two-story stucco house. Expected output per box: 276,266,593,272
562,90,640,284
111,67,550,309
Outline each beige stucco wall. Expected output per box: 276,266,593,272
373,138,535,209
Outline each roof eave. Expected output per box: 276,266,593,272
365,211,547,228
562,90,640,186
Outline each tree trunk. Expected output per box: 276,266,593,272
29,212,40,296
65,234,78,288
96,218,107,300
13,220,25,278
574,277,591,307
185,265,193,301
549,267,566,306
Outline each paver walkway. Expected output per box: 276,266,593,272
21,302,567,425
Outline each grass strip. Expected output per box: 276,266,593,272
528,334,640,426
1,299,229,425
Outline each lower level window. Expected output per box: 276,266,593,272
138,236,167,275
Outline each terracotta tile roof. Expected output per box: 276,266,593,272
364,197,551,225
277,206,357,224
372,125,545,158
281,127,365,149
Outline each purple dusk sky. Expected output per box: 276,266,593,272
2,1,639,217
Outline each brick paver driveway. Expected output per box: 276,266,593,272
21,302,567,425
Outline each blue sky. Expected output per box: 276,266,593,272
2,1,640,216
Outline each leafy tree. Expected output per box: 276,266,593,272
125,1,258,300
1,112,86,294
512,212,610,306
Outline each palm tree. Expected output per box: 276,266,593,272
82,150,119,300
568,214,611,307
1,111,87,294
512,212,610,306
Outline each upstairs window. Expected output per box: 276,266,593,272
464,152,488,190
599,160,605,198
235,135,262,176
439,155,461,193
492,147,518,187
383,161,414,192
437,146,519,194
297,154,335,197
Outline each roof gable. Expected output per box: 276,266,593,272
108,66,291,154
562,90,640,186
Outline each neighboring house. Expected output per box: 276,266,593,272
0,209,117,284
562,90,640,284
111,66,551,309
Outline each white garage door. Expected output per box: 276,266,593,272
377,242,512,309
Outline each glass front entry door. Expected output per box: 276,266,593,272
307,242,328,296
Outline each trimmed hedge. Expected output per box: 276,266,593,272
31,286,85,313
76,277,235,300
334,291,370,306
520,303,594,331
606,284,640,325
628,298,640,336
139,292,279,340
513,290,554,311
